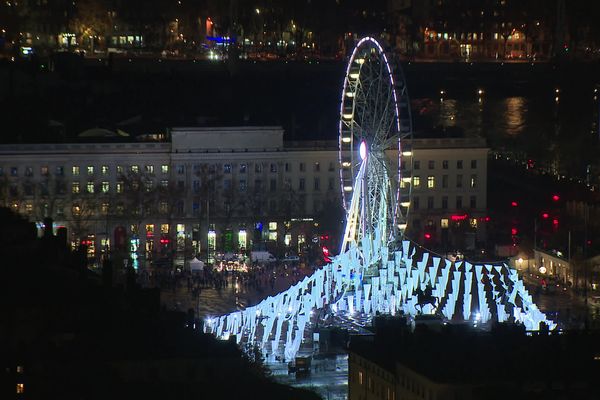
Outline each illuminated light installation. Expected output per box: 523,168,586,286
204,37,555,361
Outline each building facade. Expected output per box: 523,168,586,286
0,127,488,263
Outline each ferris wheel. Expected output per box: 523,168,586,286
338,37,413,254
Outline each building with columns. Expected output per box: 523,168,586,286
0,126,488,263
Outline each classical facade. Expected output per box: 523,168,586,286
0,127,487,262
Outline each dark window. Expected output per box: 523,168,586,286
456,196,463,209
299,178,305,191
270,179,276,192
427,196,434,209
457,160,463,169
442,196,448,209
223,164,232,174
470,195,477,209
413,160,420,170
413,196,420,210
442,175,448,188
456,174,463,188
428,160,435,169
442,160,448,169
471,160,477,169
270,163,277,173
314,178,320,191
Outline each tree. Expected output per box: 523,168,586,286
71,0,111,50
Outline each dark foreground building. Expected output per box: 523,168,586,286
0,208,320,400
348,317,600,400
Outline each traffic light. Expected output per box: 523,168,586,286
511,228,518,236
424,233,432,240
542,212,549,219
511,201,518,207
552,194,560,202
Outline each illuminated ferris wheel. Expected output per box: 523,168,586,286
338,37,413,253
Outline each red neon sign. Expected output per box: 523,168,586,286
450,214,468,221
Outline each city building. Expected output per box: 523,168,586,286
348,317,600,400
0,126,488,263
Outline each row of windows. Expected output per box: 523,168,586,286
404,159,479,170
403,174,478,189
187,162,336,175
10,197,325,217
412,195,478,210
6,176,340,196
0,165,170,177
0,161,342,178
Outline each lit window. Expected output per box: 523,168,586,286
470,218,478,228
145,165,154,174
269,222,277,231
161,179,169,188
16,383,24,394
146,224,154,234
72,182,80,194
313,162,320,172
41,166,49,176
441,218,449,228
239,163,247,173
413,176,420,187
116,165,124,174
72,203,81,216
87,181,95,193
25,203,33,214
87,166,94,175
161,224,169,234
427,176,435,188
159,201,168,214
101,202,109,214
16,366,23,373
131,165,139,173
268,231,277,241
72,166,80,176
101,165,109,175
223,164,232,173
161,164,169,174
470,175,477,188
359,371,364,385
145,180,153,192
101,181,109,193
116,181,123,193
